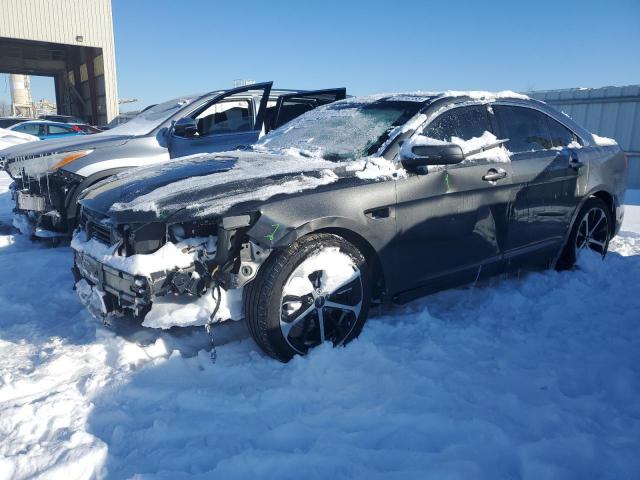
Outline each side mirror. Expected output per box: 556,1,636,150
400,143,465,169
172,117,198,138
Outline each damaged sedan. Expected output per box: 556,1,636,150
71,92,627,361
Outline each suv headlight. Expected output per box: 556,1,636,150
48,149,94,171
10,150,94,179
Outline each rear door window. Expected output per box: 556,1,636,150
493,105,553,153
423,105,492,141
546,116,581,147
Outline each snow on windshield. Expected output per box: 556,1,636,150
103,96,198,136
255,100,423,160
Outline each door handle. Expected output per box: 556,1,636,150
365,207,391,219
482,168,507,182
569,159,584,170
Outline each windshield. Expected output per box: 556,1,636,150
255,99,424,160
104,95,200,136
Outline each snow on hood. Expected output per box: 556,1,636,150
107,150,340,215
83,149,404,222
0,127,39,151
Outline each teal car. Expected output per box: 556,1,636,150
8,120,87,140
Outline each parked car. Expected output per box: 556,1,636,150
39,114,87,124
71,91,627,361
8,120,87,140
2,82,346,238
0,117,37,129
38,114,102,133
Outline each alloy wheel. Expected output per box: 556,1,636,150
279,247,363,354
575,206,609,255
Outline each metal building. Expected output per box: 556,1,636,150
530,85,640,187
0,0,118,125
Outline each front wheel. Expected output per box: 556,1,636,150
557,197,612,270
244,233,371,362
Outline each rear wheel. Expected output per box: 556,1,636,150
244,233,371,362
557,197,611,269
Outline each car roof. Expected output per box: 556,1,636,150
345,90,534,105
12,120,74,126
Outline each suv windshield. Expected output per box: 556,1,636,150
104,96,200,136
255,99,424,160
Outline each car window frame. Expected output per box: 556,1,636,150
15,123,42,136
179,82,273,139
491,104,557,154
46,124,74,135
545,114,583,148
193,97,256,137
491,101,586,153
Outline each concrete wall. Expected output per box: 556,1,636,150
0,0,118,122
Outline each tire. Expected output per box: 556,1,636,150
244,233,372,362
557,197,612,270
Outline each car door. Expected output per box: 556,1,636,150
264,88,347,133
492,104,582,263
391,104,514,302
167,82,273,159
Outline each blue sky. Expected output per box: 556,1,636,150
2,0,639,111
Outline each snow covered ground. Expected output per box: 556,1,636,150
0,170,639,479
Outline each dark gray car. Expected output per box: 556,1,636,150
71,92,627,361
2,82,345,237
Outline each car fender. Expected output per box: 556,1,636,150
65,167,132,223
260,215,379,250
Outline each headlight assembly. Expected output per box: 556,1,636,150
8,150,94,179
49,149,94,171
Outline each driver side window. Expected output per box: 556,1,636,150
195,100,253,136
423,105,491,141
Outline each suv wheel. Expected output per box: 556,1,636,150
244,233,371,362
557,197,612,270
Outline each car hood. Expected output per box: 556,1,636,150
79,150,348,224
2,132,131,178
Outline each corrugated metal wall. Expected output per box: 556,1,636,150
530,85,640,188
0,0,118,121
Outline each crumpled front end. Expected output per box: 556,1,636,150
71,207,266,329
10,168,84,237
5,149,93,237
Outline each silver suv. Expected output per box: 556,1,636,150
2,82,345,238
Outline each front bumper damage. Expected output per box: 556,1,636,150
71,219,268,327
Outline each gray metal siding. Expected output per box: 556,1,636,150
530,85,640,188
0,0,118,121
